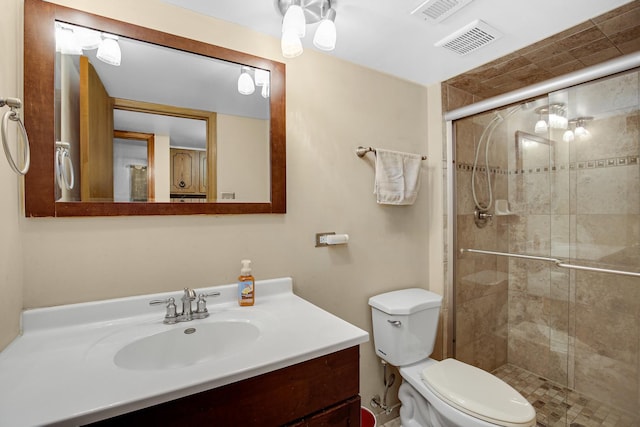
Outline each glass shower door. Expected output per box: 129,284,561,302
549,69,640,424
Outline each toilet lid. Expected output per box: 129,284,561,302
421,359,536,427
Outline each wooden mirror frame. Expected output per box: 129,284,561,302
24,0,286,217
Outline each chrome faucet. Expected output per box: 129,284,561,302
180,288,197,321
150,288,220,324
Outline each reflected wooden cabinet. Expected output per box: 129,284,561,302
198,151,207,194
170,149,207,202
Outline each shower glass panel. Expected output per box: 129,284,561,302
453,68,640,426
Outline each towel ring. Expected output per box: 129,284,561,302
1,98,30,175
55,142,74,190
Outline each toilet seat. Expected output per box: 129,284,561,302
421,359,536,427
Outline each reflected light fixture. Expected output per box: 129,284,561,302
55,24,83,55
534,103,567,134
237,66,255,95
573,117,592,140
55,23,122,66
254,69,271,98
562,128,575,142
96,34,121,66
236,67,270,98
276,0,337,58
565,116,593,142
75,27,102,50
534,112,548,134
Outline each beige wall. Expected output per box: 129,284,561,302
217,114,270,202
0,0,24,350
6,0,445,416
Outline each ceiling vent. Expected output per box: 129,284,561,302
411,0,474,23
434,19,502,55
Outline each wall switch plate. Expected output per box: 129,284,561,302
315,232,336,247
221,192,236,200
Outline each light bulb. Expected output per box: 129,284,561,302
534,119,548,134
56,26,82,55
75,27,102,50
254,69,269,87
281,29,303,58
313,9,337,51
237,67,255,95
282,4,305,38
96,34,121,66
574,125,591,140
562,130,574,142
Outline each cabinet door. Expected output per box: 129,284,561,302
287,396,361,427
198,151,207,194
170,149,198,193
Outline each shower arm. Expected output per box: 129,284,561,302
460,248,640,278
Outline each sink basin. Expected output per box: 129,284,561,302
114,320,260,370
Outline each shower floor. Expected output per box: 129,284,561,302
493,364,638,427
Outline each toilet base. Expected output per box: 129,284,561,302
398,381,450,427
398,360,506,427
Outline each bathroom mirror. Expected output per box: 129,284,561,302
24,0,286,216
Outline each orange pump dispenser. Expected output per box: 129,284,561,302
238,259,255,306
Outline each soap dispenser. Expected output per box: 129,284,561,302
238,259,255,306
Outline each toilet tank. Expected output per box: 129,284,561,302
368,288,442,367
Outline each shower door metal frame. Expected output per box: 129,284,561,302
443,51,640,358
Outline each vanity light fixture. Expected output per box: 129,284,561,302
313,7,337,51
96,34,122,66
276,0,337,58
237,66,256,95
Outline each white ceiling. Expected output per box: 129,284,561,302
162,0,633,86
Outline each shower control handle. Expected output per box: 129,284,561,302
474,208,493,228
477,210,493,220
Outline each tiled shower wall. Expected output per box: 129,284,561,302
443,0,640,420
454,112,510,372
453,71,640,417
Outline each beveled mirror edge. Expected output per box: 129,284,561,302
23,0,286,217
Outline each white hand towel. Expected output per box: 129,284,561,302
374,149,422,205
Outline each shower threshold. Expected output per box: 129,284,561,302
492,364,638,427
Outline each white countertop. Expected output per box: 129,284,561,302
0,277,369,427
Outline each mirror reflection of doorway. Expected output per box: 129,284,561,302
113,131,155,202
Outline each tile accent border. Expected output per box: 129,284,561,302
456,155,639,176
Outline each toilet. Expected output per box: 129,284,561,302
369,288,536,427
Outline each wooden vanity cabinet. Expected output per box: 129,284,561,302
86,346,361,427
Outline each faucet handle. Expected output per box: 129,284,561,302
149,297,178,324
193,292,221,319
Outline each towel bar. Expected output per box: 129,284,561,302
356,146,427,160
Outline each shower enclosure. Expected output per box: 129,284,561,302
451,67,639,426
